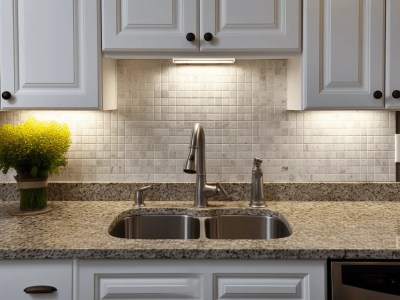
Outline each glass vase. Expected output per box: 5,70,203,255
15,170,48,211
19,186,48,211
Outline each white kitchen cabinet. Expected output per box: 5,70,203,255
0,260,73,300
385,0,400,109
288,0,400,110
78,259,326,300
0,0,116,110
102,0,198,53
200,0,301,53
102,0,301,57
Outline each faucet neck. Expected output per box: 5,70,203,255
192,124,205,176
184,123,226,208
184,123,206,177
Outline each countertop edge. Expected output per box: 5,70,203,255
0,249,399,260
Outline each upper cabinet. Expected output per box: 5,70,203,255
385,0,400,109
0,0,116,110
288,0,400,110
200,0,301,53
102,0,198,53
102,0,301,57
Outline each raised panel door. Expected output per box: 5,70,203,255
0,0,102,109
215,274,307,299
78,259,326,300
302,0,385,109
200,0,301,52
97,274,203,299
385,0,400,109
102,0,198,52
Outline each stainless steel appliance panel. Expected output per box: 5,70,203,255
331,261,400,300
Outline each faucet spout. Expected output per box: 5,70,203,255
183,123,205,175
183,146,197,174
183,123,226,207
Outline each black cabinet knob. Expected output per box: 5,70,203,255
204,32,213,41
392,90,400,99
24,285,57,294
186,33,195,42
373,90,383,99
1,91,11,100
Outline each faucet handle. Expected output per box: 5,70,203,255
137,185,152,192
134,185,152,207
216,182,228,198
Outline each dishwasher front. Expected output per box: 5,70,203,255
331,261,400,300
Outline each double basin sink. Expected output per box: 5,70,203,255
109,213,292,240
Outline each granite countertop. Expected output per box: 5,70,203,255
0,200,399,260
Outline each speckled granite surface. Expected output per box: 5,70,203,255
0,200,399,259
2,182,400,201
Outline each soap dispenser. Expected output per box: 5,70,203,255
250,157,265,207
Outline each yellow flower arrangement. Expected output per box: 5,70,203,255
0,117,71,178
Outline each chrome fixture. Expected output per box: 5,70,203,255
134,185,152,207
183,123,227,207
250,157,265,208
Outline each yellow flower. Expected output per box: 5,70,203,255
0,117,71,177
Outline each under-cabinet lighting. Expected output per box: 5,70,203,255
172,58,235,65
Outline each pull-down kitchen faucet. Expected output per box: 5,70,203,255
183,123,227,207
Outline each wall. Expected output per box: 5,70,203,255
0,60,395,183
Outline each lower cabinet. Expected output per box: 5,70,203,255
78,260,326,300
0,260,73,300
0,259,326,299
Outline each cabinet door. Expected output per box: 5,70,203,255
200,0,301,52
215,275,307,300
78,260,206,300
0,0,101,109
0,260,73,300
302,0,385,109
102,0,198,53
385,0,400,109
79,259,326,300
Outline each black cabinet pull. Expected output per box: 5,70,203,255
392,90,400,99
204,32,213,41
373,90,383,99
24,285,57,294
1,91,11,100
186,33,195,42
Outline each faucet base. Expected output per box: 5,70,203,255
250,203,266,208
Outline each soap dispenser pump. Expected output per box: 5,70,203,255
250,157,265,207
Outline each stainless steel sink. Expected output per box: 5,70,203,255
109,215,200,239
109,213,291,240
205,215,291,239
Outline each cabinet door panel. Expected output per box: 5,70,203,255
215,274,306,300
385,0,400,109
0,0,101,109
125,0,175,25
303,0,385,109
223,0,276,25
102,0,198,52
21,0,75,85
201,0,301,52
97,274,202,299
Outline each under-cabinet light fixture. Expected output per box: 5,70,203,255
172,58,235,65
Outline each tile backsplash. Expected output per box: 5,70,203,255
0,60,395,183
